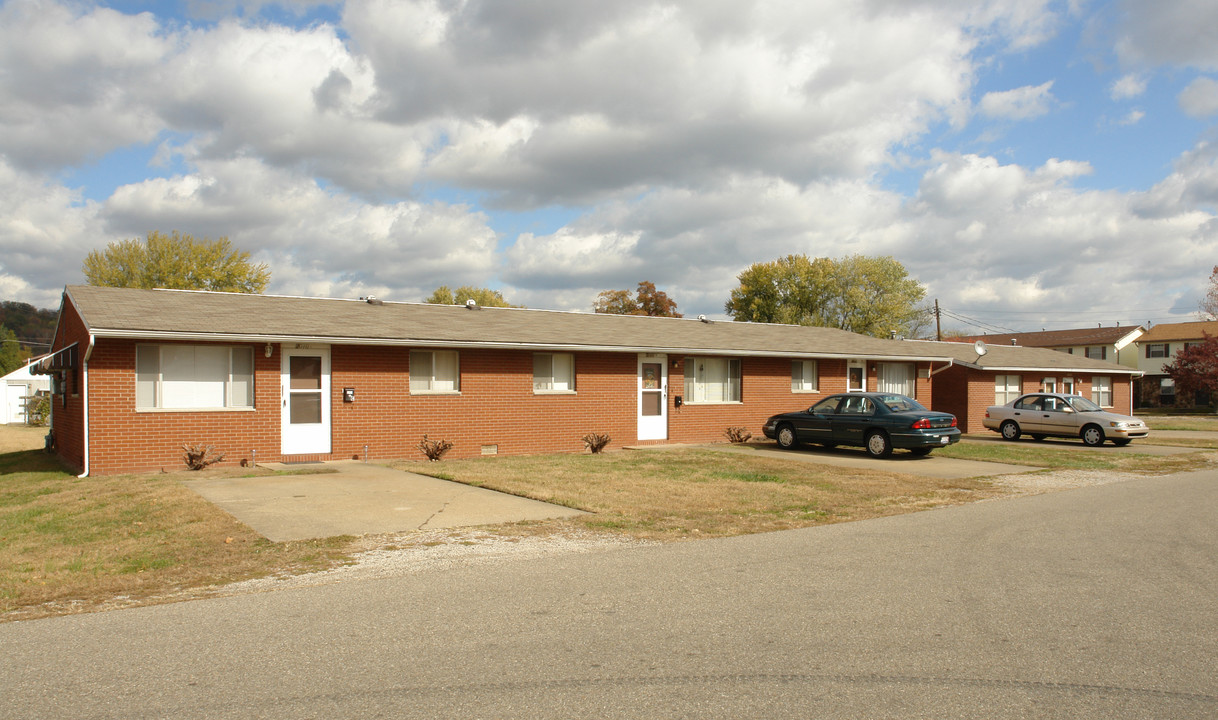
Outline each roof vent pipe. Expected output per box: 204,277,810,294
465,299,479,310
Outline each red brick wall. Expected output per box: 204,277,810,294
75,339,942,474
932,367,1135,434
85,339,279,474
46,298,90,473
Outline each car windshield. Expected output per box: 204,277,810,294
878,394,925,412
1066,396,1102,412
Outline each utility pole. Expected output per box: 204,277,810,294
934,299,942,341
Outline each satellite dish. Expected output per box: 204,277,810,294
974,340,988,356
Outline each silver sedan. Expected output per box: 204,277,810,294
983,393,1150,447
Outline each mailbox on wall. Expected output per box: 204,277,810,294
343,387,355,403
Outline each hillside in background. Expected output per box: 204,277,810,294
1,300,58,354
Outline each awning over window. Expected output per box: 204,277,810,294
32,344,78,375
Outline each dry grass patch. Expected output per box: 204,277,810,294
0,425,47,454
1144,416,1218,432
0,447,352,622
394,449,1004,541
939,440,1214,474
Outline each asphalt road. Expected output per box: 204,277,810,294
3,469,1216,719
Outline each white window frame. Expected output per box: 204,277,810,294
684,356,742,404
1061,376,1075,395
791,360,818,393
995,374,1022,405
1091,376,1113,407
1145,343,1169,359
136,344,254,411
410,350,460,394
533,352,575,394
1084,346,1107,360
1043,377,1057,393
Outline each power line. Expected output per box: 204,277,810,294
937,308,1021,334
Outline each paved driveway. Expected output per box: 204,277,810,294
182,461,585,542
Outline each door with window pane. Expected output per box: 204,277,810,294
638,354,667,440
281,346,331,455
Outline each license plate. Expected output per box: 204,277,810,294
940,436,949,444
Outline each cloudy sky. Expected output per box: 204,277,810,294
2,0,1216,334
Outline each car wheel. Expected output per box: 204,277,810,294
908,447,933,457
1030,434,1045,441
1081,424,1105,447
1000,420,1021,441
865,431,892,458
776,423,799,450
1112,439,1131,447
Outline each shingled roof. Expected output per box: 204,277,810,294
902,339,1141,374
953,325,1143,349
1139,320,1218,343
64,285,943,361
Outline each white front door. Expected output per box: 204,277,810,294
847,359,867,392
638,354,668,441
281,345,331,455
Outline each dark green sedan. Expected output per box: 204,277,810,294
762,392,961,458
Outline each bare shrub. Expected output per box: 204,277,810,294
582,432,612,454
183,444,225,471
417,434,454,462
724,426,753,443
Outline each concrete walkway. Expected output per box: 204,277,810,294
181,460,586,542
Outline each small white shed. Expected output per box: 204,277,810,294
2,360,50,425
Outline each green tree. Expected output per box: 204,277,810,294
0,325,25,376
1164,333,1218,409
594,281,682,317
724,254,929,338
83,231,270,293
424,285,519,307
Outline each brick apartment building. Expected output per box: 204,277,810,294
37,286,1142,474
911,339,1140,433
38,285,963,475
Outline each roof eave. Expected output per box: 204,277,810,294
88,328,946,362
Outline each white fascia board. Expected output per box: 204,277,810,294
1113,327,1145,351
90,329,946,362
974,364,1143,375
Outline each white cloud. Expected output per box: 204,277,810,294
0,0,1211,332
98,158,498,301
0,0,168,169
1179,77,1218,118
978,81,1056,120
1113,0,1218,70
1110,73,1147,100
0,159,103,307
1117,109,1145,125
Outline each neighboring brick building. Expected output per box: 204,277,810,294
1134,320,1218,408
911,339,1141,433
39,285,966,476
